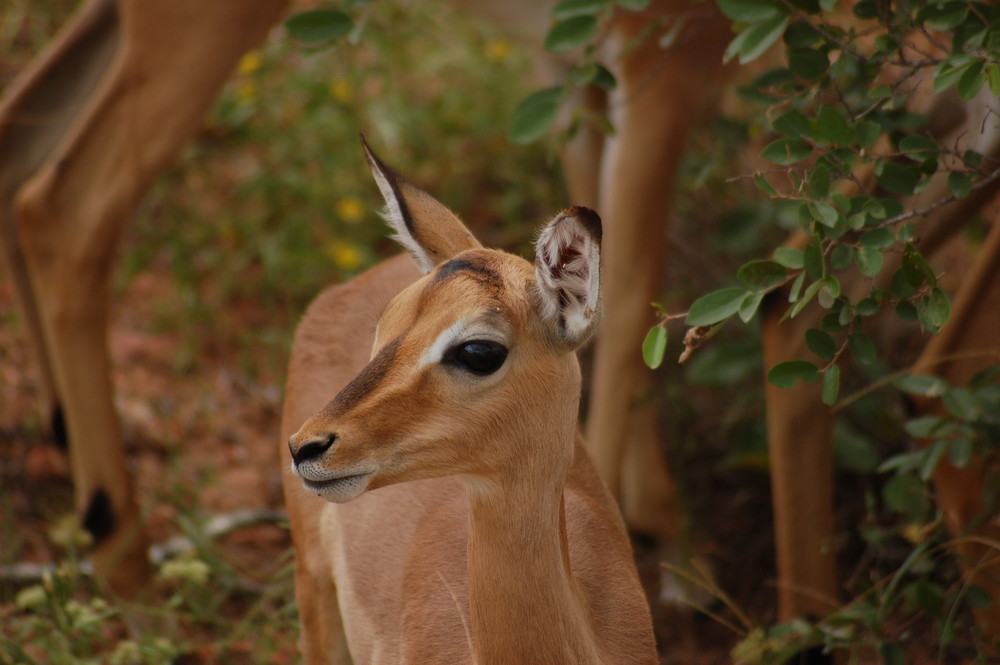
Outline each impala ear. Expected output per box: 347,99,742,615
533,207,602,349
361,135,481,273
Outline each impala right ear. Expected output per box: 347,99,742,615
361,136,481,273
534,207,603,349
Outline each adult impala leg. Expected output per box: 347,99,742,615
585,1,730,596
7,0,287,597
0,0,119,444
911,212,1000,639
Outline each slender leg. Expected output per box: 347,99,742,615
585,0,730,562
911,213,1000,639
8,0,287,597
761,295,840,621
0,0,120,441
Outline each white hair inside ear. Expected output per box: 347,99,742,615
534,207,602,348
363,142,436,273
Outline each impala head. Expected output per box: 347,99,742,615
288,138,602,502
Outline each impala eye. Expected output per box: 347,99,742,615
446,340,508,376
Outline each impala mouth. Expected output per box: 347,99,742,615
296,468,375,503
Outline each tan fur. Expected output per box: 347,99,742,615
281,160,656,663
0,0,288,597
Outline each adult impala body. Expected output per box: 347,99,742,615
280,140,657,664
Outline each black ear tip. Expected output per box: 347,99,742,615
564,206,602,242
359,133,376,164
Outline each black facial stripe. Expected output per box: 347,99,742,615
326,338,401,417
432,257,506,300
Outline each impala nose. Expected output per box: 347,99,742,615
289,432,337,466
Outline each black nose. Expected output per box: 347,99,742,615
290,432,336,465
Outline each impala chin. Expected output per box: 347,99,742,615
294,465,376,503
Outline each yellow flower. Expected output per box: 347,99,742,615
326,241,363,271
329,78,354,103
238,50,263,76
901,522,931,544
236,80,257,106
486,38,512,62
335,197,365,223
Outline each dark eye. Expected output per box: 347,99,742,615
446,340,508,376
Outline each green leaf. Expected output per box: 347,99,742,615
848,332,876,365
923,287,951,329
773,109,811,138
738,259,788,292
902,245,936,288
822,365,840,406
552,0,608,19
569,63,616,89
545,15,599,52
790,279,823,318
754,173,778,196
899,135,939,160
943,387,980,421
830,245,853,270
895,375,948,397
686,287,748,326
761,138,812,165
816,105,853,146
809,201,840,227
877,161,921,195
948,437,974,468
854,120,882,149
856,297,879,316
934,57,975,94
919,440,947,481
957,60,986,101
717,0,781,22
508,87,563,144
788,270,806,302
919,3,969,30
859,228,894,248
725,15,789,64
803,241,824,280
788,48,829,81
948,171,973,198
783,20,822,48
642,326,668,369
882,474,928,521
739,291,765,322
774,247,804,269
808,164,830,198
767,360,820,388
805,328,837,361
285,10,354,43
988,63,1000,96
856,247,885,277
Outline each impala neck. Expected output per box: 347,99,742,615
464,444,602,665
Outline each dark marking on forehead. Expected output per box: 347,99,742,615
432,256,505,295
325,338,401,418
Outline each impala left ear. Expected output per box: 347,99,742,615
361,135,481,273
533,207,602,349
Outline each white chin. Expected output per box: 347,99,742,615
301,472,374,503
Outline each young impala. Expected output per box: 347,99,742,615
279,139,657,664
